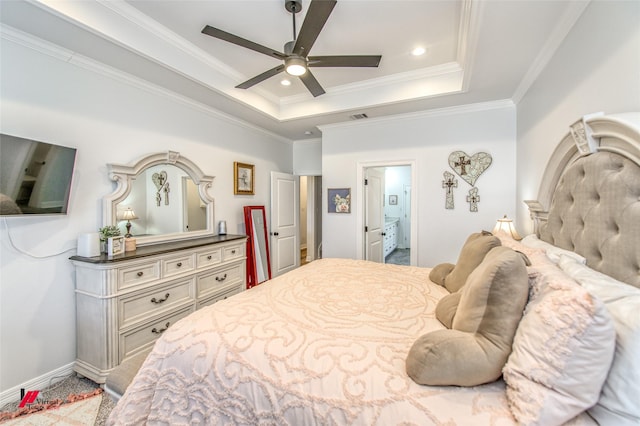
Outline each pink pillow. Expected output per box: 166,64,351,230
503,261,616,425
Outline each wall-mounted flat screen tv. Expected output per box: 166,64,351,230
0,133,77,216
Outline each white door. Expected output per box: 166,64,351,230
365,168,385,263
270,172,299,277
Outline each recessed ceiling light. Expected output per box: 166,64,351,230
281,79,292,86
412,47,426,56
304,130,313,135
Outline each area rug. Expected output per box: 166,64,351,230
0,390,103,425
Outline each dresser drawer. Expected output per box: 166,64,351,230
118,261,161,290
119,307,194,362
197,285,242,309
162,253,195,278
222,245,244,261
119,278,195,328
196,248,222,269
196,263,243,298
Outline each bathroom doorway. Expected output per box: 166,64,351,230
381,166,411,265
359,161,415,265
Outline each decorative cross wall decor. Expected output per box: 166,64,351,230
442,150,492,212
467,187,480,212
152,171,170,206
448,151,492,187
454,156,471,175
442,171,458,209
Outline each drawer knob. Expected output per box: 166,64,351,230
207,255,212,260
151,322,170,335
231,250,236,254
150,293,170,304
176,262,182,267
137,271,144,277
215,273,228,282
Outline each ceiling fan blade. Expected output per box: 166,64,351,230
308,55,382,67
292,0,337,56
202,25,286,60
236,65,285,89
299,70,326,97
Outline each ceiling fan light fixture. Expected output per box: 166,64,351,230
285,56,307,76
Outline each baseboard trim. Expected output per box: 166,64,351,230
0,362,76,407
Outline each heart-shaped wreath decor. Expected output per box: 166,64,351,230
152,171,168,190
448,151,492,186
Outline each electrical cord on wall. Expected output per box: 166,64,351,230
2,218,77,259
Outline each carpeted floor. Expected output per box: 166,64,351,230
385,248,410,265
0,375,114,425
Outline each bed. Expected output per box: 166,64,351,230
107,113,639,426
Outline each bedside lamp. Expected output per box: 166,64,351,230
118,208,138,238
492,214,522,240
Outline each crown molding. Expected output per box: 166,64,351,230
511,0,590,104
458,0,483,93
1,24,291,145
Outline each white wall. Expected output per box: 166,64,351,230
0,35,291,396
321,103,517,267
516,0,640,233
293,139,322,176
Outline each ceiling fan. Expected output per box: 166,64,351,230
201,0,382,97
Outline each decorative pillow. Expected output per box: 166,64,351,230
520,234,587,264
558,255,640,426
429,231,501,293
503,258,616,426
407,246,529,386
495,234,545,264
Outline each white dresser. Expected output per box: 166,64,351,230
70,235,247,383
383,219,399,259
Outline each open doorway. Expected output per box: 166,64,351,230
383,166,411,265
299,175,322,265
358,160,416,265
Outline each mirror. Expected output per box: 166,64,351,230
103,151,215,246
244,205,271,287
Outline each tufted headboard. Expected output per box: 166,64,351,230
526,113,640,288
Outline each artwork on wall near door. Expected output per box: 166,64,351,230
389,194,398,205
234,162,255,195
328,188,351,213
444,150,492,212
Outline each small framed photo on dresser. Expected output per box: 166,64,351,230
107,236,125,256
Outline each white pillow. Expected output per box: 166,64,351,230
520,234,587,264
503,258,616,425
559,255,640,426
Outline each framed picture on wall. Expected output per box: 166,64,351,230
234,162,255,195
389,194,398,205
328,188,351,213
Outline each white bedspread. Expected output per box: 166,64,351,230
107,258,565,425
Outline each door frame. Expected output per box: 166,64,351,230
356,160,417,265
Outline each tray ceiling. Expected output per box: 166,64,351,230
0,0,588,140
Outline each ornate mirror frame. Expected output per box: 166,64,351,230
103,151,215,246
